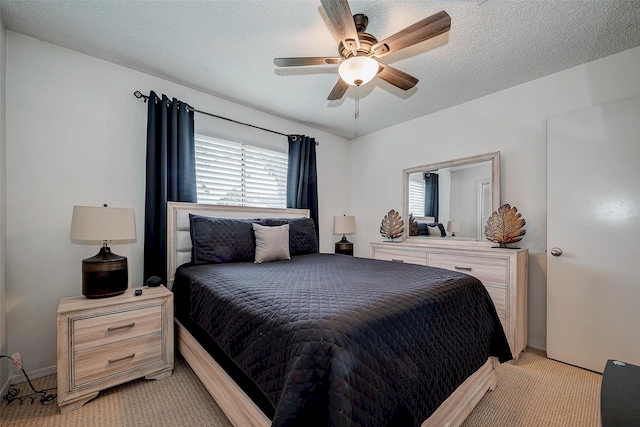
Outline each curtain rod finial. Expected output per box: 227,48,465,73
134,91,149,102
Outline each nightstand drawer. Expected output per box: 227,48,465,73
373,248,427,265
58,286,174,413
428,253,506,285
74,306,162,351
74,333,162,387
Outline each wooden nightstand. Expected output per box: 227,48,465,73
57,286,174,413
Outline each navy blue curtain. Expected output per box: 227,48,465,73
287,135,319,237
424,172,439,222
144,91,196,283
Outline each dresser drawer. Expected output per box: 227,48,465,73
428,253,506,285
74,333,162,387
73,306,162,351
370,242,528,362
373,248,427,266
484,283,507,317
498,316,507,335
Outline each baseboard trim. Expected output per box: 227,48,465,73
527,341,547,352
8,365,56,384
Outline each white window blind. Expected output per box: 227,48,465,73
195,134,288,208
408,180,425,216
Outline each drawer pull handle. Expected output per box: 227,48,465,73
391,259,404,263
108,353,135,364
455,266,472,271
107,322,135,332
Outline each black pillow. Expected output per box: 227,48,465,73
263,217,318,256
417,223,428,235
189,214,258,264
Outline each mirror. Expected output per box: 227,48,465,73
403,152,500,240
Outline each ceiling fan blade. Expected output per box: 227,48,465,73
327,78,349,100
274,57,341,67
372,10,451,58
320,0,360,55
376,64,419,90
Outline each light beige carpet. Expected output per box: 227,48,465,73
1,348,601,427
461,348,601,427
1,354,232,427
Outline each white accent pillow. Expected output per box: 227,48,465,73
427,225,440,236
253,223,291,263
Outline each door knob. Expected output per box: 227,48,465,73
550,247,563,257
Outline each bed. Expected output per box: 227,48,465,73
166,202,512,427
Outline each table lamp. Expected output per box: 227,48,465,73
334,215,356,255
70,205,136,298
447,220,460,237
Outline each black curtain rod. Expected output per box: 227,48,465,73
134,91,295,139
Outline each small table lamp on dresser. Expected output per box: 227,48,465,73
447,220,460,237
334,215,356,256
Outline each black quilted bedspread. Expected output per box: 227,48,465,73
173,253,512,427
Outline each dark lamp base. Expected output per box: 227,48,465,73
82,247,128,299
335,236,354,256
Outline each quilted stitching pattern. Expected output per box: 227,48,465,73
264,217,318,255
189,215,258,264
175,254,512,427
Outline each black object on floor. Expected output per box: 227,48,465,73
601,359,640,426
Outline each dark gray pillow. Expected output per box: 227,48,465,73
417,223,428,235
263,217,318,255
189,214,258,264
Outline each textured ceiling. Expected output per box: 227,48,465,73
1,0,639,140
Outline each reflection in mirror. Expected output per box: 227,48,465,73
404,152,500,241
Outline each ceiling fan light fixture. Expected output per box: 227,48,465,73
338,56,379,86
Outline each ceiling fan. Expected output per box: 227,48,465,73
274,0,451,101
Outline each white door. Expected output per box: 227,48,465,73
547,95,640,373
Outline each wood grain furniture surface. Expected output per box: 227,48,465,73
371,241,528,361
167,202,502,427
57,286,174,413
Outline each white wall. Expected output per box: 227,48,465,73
5,30,639,373
5,32,349,373
349,46,640,350
0,15,8,391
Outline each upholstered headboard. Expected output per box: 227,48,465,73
166,202,310,289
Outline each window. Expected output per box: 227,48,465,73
195,134,288,208
408,179,425,216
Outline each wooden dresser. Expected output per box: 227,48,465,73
57,286,174,413
371,240,528,361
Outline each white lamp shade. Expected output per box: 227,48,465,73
333,215,356,235
70,206,136,242
338,56,379,86
447,220,460,233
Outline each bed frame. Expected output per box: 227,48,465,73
166,201,498,427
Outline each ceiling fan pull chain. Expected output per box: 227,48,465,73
355,85,360,119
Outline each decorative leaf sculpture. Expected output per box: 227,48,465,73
380,209,404,241
409,213,418,236
485,204,526,247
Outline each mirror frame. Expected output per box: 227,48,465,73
402,151,501,241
